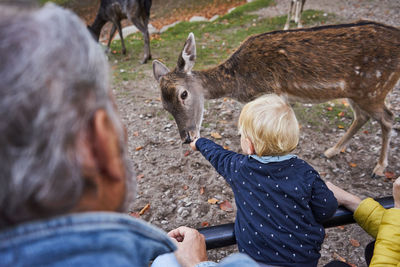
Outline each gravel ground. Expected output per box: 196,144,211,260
112,1,400,266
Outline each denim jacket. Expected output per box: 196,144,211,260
0,212,258,267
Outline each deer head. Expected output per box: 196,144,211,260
153,33,204,143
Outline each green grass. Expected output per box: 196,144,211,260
39,0,69,5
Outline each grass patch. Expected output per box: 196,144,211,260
39,0,69,5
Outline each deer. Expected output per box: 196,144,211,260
284,0,306,30
152,21,400,178
87,0,152,64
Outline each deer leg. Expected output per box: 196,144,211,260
114,20,126,55
106,24,117,54
297,0,305,28
370,105,394,178
132,18,151,64
324,99,370,158
284,0,295,30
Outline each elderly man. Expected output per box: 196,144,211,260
0,3,256,267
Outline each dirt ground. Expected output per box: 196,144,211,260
71,0,400,266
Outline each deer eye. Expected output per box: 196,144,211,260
180,91,188,100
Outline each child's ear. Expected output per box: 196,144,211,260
246,137,255,155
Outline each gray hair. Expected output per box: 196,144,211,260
0,3,135,227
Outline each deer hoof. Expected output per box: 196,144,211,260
371,164,385,179
323,147,339,158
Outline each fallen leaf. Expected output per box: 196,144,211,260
349,163,357,168
200,187,205,195
338,125,345,129
223,98,228,102
183,185,189,190
139,204,150,215
133,131,139,136
363,130,369,134
211,132,222,139
385,171,396,179
326,106,333,111
219,200,234,212
129,212,140,218
337,225,345,230
136,174,144,180
341,148,346,153
342,99,349,106
207,198,219,204
333,252,346,262
184,150,190,157
223,145,230,150
338,111,345,117
201,221,209,227
350,239,360,247
135,146,144,151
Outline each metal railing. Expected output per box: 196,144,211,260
198,196,394,250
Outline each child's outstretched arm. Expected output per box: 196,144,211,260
190,137,245,184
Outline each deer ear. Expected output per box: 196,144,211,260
177,32,196,74
153,60,170,82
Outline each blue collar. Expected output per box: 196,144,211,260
249,154,297,164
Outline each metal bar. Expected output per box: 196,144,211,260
198,196,394,250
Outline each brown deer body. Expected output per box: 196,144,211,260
87,0,151,64
284,0,306,30
153,21,400,177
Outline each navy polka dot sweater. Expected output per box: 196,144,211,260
196,138,338,267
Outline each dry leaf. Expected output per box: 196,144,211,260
200,187,205,195
363,130,369,134
183,185,189,190
139,204,150,215
350,239,360,247
136,174,144,180
223,98,228,102
349,163,357,168
341,148,346,153
184,150,190,157
201,221,209,227
135,146,144,151
223,145,230,150
326,106,333,111
338,125,345,129
342,99,349,106
333,252,346,262
211,132,222,139
219,200,234,212
338,111,345,117
133,131,139,137
207,198,219,204
337,225,345,230
385,171,396,179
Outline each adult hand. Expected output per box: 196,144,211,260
168,226,208,267
393,177,400,209
190,138,199,151
326,182,362,212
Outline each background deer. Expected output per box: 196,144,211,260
284,0,306,30
87,0,152,64
153,21,400,178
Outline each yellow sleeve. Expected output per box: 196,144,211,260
369,208,400,267
353,198,385,239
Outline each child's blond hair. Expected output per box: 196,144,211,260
238,94,299,156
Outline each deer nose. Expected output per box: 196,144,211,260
183,132,192,144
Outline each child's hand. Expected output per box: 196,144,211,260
393,177,400,209
190,138,199,151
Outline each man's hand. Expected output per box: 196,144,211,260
393,177,400,209
168,226,208,267
190,138,199,151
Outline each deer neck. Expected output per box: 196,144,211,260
194,60,274,102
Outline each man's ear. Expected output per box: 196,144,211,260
91,109,124,181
